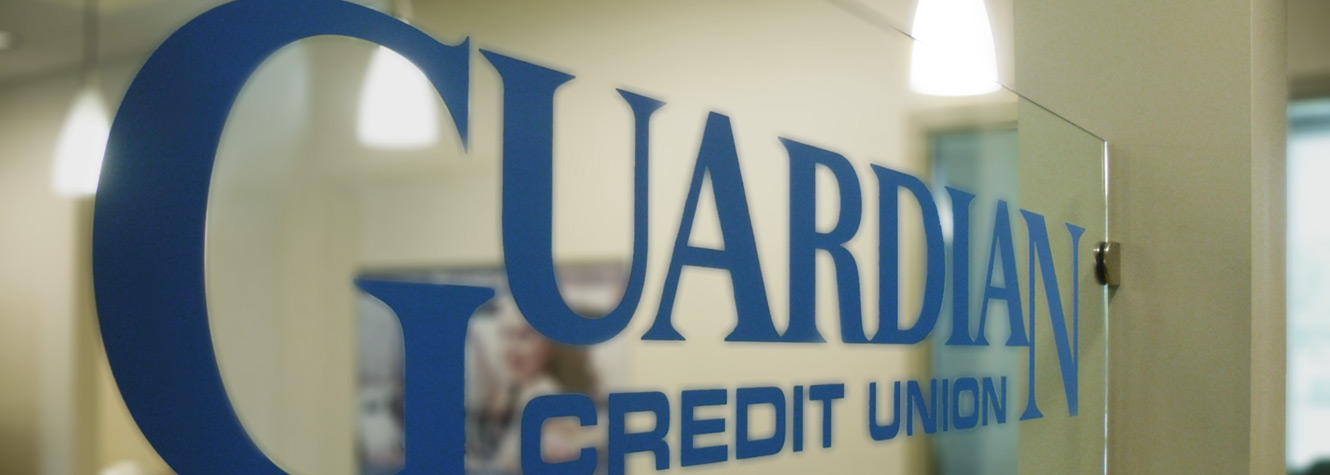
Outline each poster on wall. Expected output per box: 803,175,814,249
357,265,629,475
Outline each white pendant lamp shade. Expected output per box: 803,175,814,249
910,0,1001,97
52,86,110,197
357,45,440,149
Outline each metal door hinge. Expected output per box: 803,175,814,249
1094,241,1121,287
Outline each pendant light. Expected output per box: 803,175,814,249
52,0,109,197
909,0,1001,97
356,0,439,150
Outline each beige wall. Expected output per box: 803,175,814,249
0,74,80,475
202,2,1113,474
1290,0,1330,97
0,66,171,475
1015,0,1287,473
0,0,1293,474
206,2,948,473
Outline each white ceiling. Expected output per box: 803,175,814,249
0,0,1321,88
1290,0,1330,80
0,0,226,84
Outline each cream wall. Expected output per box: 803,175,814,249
203,1,1115,473
206,2,949,473
1290,0,1330,98
0,0,1287,474
0,75,81,475
1014,0,1287,473
0,65,172,475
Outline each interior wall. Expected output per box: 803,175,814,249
0,2,955,473
1013,0,1287,473
204,2,985,473
0,1,1189,473
0,64,171,475
1289,0,1330,97
0,73,80,475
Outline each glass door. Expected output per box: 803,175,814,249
91,1,1110,473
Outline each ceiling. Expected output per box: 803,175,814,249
0,0,407,86
1,0,1322,88
0,0,227,85
1,0,905,87
1290,0,1330,80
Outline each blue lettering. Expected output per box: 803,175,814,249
521,394,598,474
487,50,664,345
785,139,865,343
872,166,946,344
984,376,1007,425
808,383,844,448
736,387,786,459
951,377,981,430
1019,212,1084,419
868,382,902,441
681,389,728,466
906,379,937,435
647,113,780,342
608,391,671,474
975,200,1030,347
944,188,978,346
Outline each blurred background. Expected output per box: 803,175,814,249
0,0,1322,474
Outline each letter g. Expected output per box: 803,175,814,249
93,0,472,472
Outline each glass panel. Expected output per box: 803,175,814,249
75,1,1111,473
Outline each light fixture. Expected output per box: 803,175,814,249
0,31,16,51
356,0,439,150
53,86,109,196
52,0,109,197
909,0,1001,97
